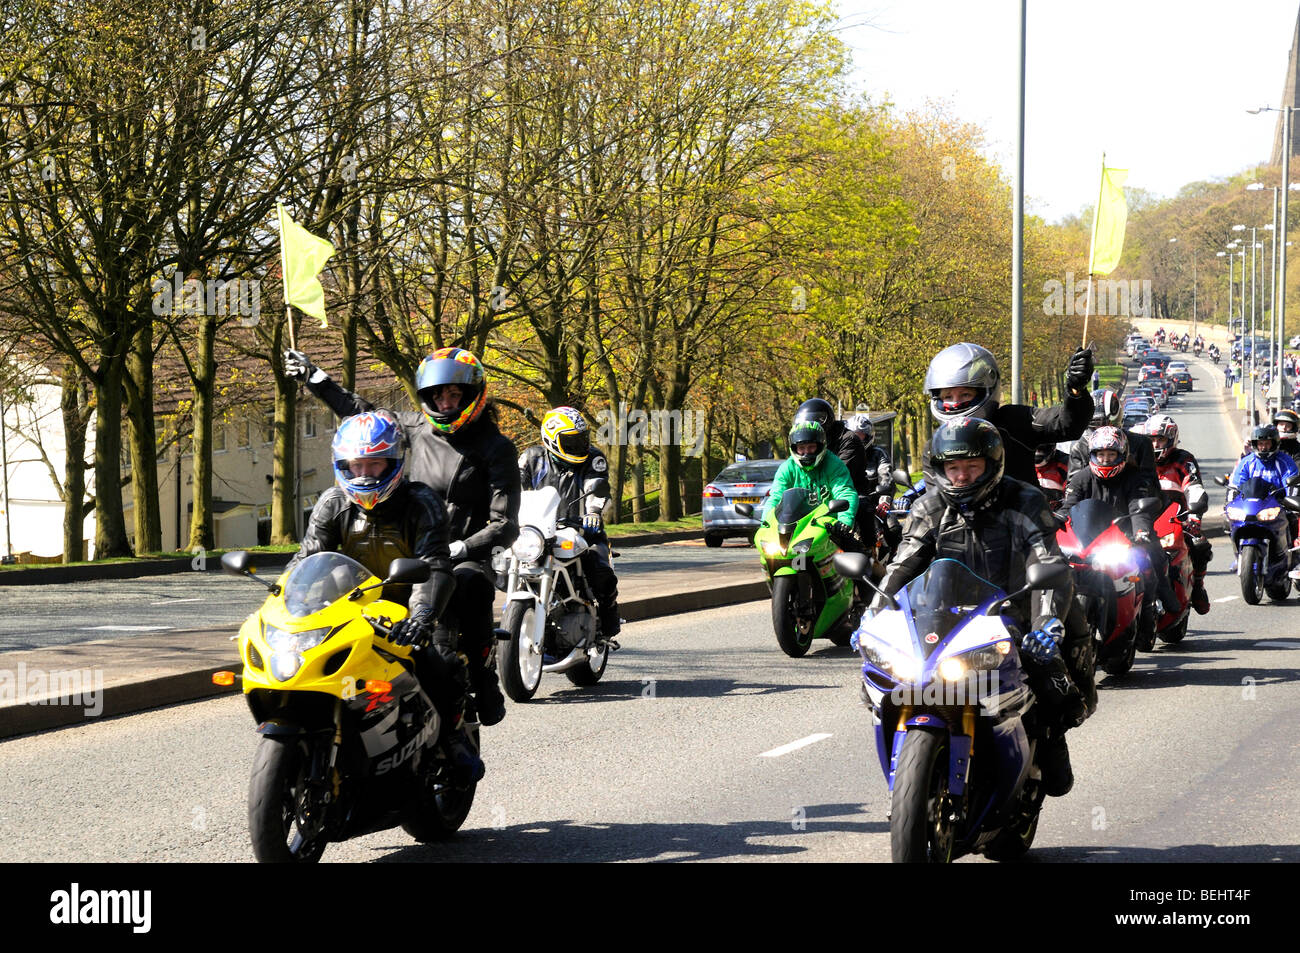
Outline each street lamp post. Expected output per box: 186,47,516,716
1249,105,1300,407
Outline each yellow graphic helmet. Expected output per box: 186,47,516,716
541,406,590,465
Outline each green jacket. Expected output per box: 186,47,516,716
768,453,858,527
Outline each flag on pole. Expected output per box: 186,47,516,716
277,203,335,326
1088,164,1128,277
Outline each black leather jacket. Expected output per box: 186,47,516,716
303,378,520,564
518,446,611,520
826,420,873,496
1057,466,1158,538
880,477,1073,629
287,482,455,623
985,396,1093,484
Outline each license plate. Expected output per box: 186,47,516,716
733,496,761,504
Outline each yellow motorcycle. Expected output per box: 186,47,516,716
217,550,478,862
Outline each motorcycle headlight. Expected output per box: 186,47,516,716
264,625,330,682
1091,543,1134,572
1257,506,1281,522
859,637,920,683
513,526,546,565
939,641,1010,681
761,540,786,557
1226,504,1248,520
1159,532,1177,548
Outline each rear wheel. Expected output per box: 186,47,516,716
499,601,543,702
1266,574,1292,603
402,728,479,842
771,575,812,658
890,729,956,863
1158,616,1188,644
566,638,609,685
1240,551,1264,605
982,781,1044,862
248,736,329,864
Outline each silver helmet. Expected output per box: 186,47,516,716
924,343,1002,422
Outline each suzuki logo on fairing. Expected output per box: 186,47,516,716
374,721,436,775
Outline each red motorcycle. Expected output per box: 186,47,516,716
1151,502,1192,645
1057,499,1155,677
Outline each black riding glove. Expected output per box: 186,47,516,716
1065,347,1094,396
390,616,433,647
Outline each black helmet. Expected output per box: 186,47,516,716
1273,409,1299,438
1251,424,1280,462
793,398,835,428
1034,443,1056,465
927,418,1005,511
788,420,828,471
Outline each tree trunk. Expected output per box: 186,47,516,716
126,319,162,552
270,374,298,544
92,355,132,558
61,362,89,563
187,308,217,550
630,441,646,522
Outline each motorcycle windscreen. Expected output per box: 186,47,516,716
774,487,814,532
1236,476,1282,502
519,486,562,533
283,552,375,618
1068,498,1121,549
901,558,1005,649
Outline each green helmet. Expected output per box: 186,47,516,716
789,420,828,471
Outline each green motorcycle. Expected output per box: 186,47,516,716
736,488,861,657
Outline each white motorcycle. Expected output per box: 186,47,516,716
493,485,617,701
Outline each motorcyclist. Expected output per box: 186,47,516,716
1272,409,1300,458
1034,442,1070,509
517,406,621,640
1229,425,1300,558
847,412,898,561
875,417,1094,797
768,418,859,552
791,399,875,555
1139,414,1213,615
286,412,481,780
923,342,1094,484
1059,427,1181,626
284,346,520,727
1067,390,1158,497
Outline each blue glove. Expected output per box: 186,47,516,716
582,513,603,533
1021,618,1065,664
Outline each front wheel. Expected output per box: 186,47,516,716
248,736,330,864
890,729,956,863
1239,550,1264,605
771,575,811,658
499,600,544,702
1158,616,1188,645
704,531,724,548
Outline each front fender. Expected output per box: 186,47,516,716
887,712,975,797
255,719,332,738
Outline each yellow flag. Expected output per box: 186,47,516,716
1088,165,1128,276
277,203,336,325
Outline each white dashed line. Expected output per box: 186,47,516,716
81,625,173,632
1212,595,1238,603
149,598,203,606
760,733,833,758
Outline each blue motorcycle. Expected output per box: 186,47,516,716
836,554,1071,863
1216,475,1299,604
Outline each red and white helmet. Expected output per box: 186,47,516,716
1144,413,1178,463
1088,426,1129,481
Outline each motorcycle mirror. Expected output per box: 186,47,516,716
221,549,280,593
384,558,432,586
891,468,912,488
221,551,253,575
1288,475,1300,488
734,503,754,518
987,561,1070,614
826,498,849,514
1213,475,1230,487
833,553,899,608
1188,493,1209,516
1131,496,1162,517
1283,496,1300,513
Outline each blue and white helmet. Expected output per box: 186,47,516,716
332,411,406,510
924,343,1002,422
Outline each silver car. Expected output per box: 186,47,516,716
702,459,784,547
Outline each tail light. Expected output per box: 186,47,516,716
703,485,723,498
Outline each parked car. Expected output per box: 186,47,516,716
702,459,783,547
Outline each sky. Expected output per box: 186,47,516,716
834,0,1300,222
